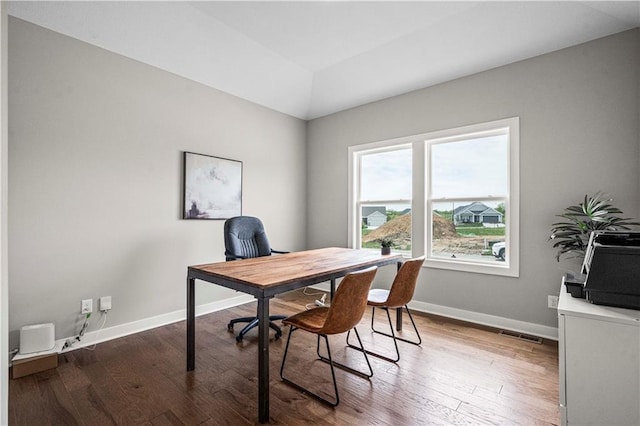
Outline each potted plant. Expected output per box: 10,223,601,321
378,238,394,255
549,192,638,263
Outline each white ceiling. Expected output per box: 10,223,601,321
8,1,640,120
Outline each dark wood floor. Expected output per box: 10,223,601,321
9,289,559,425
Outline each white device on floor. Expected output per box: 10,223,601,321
19,323,55,354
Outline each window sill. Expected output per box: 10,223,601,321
423,257,519,277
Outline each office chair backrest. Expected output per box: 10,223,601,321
320,267,377,335
384,257,425,308
224,216,272,260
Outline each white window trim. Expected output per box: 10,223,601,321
348,117,519,277
348,138,414,251
424,117,519,277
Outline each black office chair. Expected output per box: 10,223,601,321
224,216,288,342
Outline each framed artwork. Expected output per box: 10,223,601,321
183,151,242,220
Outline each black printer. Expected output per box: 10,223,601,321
581,230,640,310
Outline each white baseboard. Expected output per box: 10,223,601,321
313,283,558,340
55,292,558,353
57,294,255,353
408,300,559,341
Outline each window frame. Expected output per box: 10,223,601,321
424,118,519,277
348,117,519,277
348,138,414,252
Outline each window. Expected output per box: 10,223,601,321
349,141,412,255
349,117,519,277
425,118,519,276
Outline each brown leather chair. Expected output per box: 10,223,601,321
347,256,425,363
279,267,377,407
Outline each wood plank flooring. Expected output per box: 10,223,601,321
9,289,559,425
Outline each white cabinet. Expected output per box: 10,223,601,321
558,282,640,426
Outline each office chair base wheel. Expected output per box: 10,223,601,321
227,323,234,332
275,330,282,340
235,335,243,343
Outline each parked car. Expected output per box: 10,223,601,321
492,241,506,261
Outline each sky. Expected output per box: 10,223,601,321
360,148,412,201
360,134,507,208
430,134,507,199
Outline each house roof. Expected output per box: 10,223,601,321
362,206,386,217
454,202,503,217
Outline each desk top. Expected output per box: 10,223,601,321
188,247,403,290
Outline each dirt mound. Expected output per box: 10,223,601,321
362,212,495,255
363,213,411,248
362,213,496,254
433,214,459,239
362,212,459,247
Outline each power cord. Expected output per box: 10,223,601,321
62,309,109,351
302,287,324,296
305,293,329,310
63,313,91,350
83,311,109,351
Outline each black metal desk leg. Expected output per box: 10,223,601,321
330,278,336,300
396,308,403,332
257,296,270,423
396,261,403,331
187,276,195,371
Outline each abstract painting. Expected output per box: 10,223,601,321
183,152,242,219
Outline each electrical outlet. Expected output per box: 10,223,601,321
100,296,112,312
81,299,93,314
548,295,559,309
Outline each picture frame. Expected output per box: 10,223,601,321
182,151,243,220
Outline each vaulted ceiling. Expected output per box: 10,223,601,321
8,1,640,119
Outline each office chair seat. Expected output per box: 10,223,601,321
280,267,377,407
367,289,391,305
282,306,329,333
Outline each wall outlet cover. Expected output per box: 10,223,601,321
100,296,112,311
81,299,93,314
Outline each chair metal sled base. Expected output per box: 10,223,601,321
280,326,372,407
346,305,422,363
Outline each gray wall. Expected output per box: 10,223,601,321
307,29,640,329
1,3,9,424
8,18,307,347
7,15,640,348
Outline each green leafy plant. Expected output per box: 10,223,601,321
378,238,394,248
549,192,638,262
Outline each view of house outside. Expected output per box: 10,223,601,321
427,132,508,263
358,146,412,253
359,201,506,261
431,200,506,262
356,130,509,264
361,204,412,253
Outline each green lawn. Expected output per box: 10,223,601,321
360,222,504,250
455,226,505,236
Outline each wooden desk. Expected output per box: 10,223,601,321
186,247,403,423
